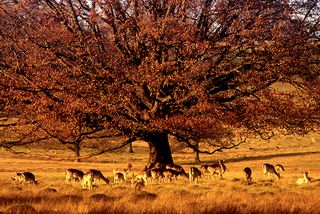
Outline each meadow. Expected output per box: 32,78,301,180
0,134,320,214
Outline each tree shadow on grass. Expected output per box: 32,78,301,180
227,151,320,163
184,151,320,165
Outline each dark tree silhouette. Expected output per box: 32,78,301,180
0,0,319,167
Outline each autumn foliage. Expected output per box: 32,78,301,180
0,0,319,165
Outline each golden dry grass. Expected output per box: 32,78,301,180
0,134,320,213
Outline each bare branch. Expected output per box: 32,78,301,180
1,137,137,161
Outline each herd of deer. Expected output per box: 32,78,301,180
10,161,313,190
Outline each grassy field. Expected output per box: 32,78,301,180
0,134,320,213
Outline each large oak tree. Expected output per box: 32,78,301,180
0,0,319,167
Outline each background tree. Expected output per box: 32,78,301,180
128,142,134,153
0,0,319,168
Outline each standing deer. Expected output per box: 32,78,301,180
262,163,280,180
189,167,202,185
88,169,110,186
296,171,311,185
243,167,252,181
65,169,84,184
243,167,253,181
114,163,133,175
81,171,94,190
11,172,37,185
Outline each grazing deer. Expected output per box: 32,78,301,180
113,163,133,178
296,171,311,185
131,171,150,185
134,180,145,191
148,162,165,170
262,163,280,180
88,169,109,186
11,172,37,185
81,171,94,190
11,172,25,184
275,164,285,173
113,169,127,185
206,160,227,179
189,167,202,185
165,164,188,177
243,167,252,181
150,168,164,184
131,177,145,191
162,169,180,183
200,164,209,174
65,169,84,184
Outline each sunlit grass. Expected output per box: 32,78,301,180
0,133,320,213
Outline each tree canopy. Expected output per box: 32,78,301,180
0,0,319,166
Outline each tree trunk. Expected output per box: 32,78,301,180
128,142,134,153
194,142,201,163
143,132,174,169
74,141,81,162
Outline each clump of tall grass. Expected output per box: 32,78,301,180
1,175,320,213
